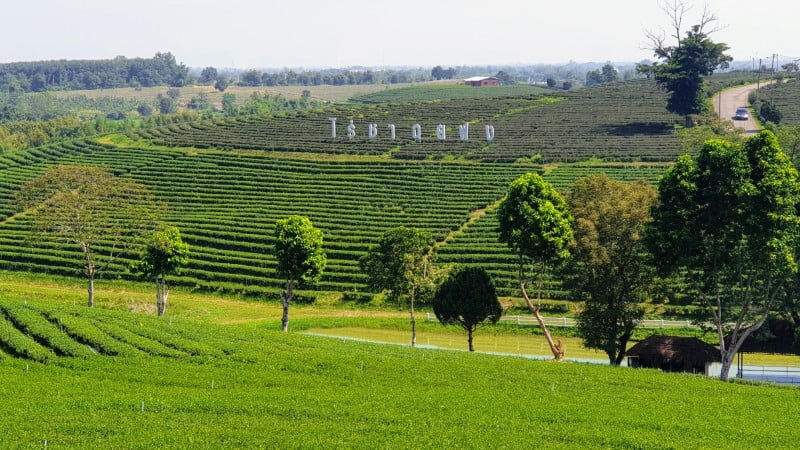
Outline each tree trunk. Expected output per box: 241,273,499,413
410,287,416,348
468,328,474,352
87,274,94,308
156,277,168,317
281,280,293,332
518,262,563,360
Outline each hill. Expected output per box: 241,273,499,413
134,79,684,163
0,137,668,300
0,291,798,447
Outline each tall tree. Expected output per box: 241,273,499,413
16,165,162,307
647,131,800,381
133,226,189,317
639,1,732,116
433,267,502,352
566,175,657,365
497,173,573,360
274,216,326,332
199,67,218,84
360,226,434,347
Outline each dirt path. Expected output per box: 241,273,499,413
712,82,772,135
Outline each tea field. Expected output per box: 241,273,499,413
0,290,798,447
755,78,800,125
133,79,684,163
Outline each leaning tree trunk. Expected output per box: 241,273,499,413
519,263,564,360
467,328,475,352
281,280,293,332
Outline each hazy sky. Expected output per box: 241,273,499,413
0,0,796,68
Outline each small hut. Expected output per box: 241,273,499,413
626,336,720,375
463,76,501,87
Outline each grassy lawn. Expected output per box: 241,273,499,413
1,287,800,447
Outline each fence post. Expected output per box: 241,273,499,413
660,319,664,328
516,316,520,325
563,318,567,326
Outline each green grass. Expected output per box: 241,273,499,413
1,272,799,446
0,291,799,447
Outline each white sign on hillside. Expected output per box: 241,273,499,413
328,118,495,142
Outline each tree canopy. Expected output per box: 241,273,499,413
566,174,656,365
639,1,732,116
433,267,502,352
16,164,162,306
274,215,326,332
360,226,434,347
133,226,189,316
647,131,800,380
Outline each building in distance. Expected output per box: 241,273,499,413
463,76,501,87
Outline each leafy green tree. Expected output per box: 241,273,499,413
221,93,237,115
759,101,782,125
239,70,262,87
360,226,434,347
133,226,189,316
546,78,556,88
640,1,732,116
433,267,502,352
647,131,800,381
157,94,176,114
566,175,656,365
199,67,218,84
494,70,515,85
274,216,326,332
214,76,229,92
16,165,162,307
166,88,181,100
497,173,573,360
136,104,153,117
187,92,210,110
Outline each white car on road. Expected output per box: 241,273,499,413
734,107,749,120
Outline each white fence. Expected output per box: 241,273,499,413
424,313,695,328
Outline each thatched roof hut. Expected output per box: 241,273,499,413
627,335,720,375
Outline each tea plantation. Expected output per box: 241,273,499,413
1,292,799,447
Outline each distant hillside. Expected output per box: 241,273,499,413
350,84,549,103
0,52,189,93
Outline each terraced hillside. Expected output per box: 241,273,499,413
755,78,800,125
0,139,668,299
133,79,684,163
0,139,538,297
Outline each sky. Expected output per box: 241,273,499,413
0,0,796,69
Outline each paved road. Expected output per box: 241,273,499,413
713,82,771,135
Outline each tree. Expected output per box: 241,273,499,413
431,65,445,80
360,226,434,347
133,226,189,316
433,267,502,352
497,173,573,360
640,1,732,116
221,93,237,115
647,131,800,381
214,76,229,92
546,78,556,88
136,104,153,117
199,67,218,84
16,165,162,307
187,92,210,110
166,88,181,100
239,70,262,87
760,101,782,125
157,94,176,114
565,175,656,365
274,216,326,332
494,70,515,85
